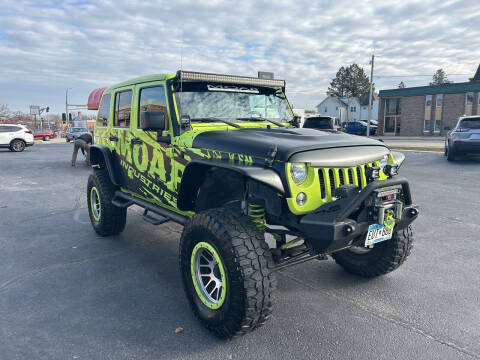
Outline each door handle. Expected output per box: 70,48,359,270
131,138,143,145
109,135,118,142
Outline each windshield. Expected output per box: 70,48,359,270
73,128,87,132
174,83,292,123
304,117,332,129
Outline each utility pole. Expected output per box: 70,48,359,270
367,54,374,137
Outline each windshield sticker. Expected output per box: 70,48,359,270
207,84,259,94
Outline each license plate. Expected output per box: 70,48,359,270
365,224,393,246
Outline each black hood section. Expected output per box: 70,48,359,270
192,127,387,162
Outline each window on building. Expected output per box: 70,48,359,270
425,95,432,107
139,86,167,129
324,107,327,113
423,119,431,132
434,120,441,133
436,94,443,107
466,92,474,105
386,98,401,115
335,106,338,111
350,106,356,112
97,94,111,127
114,90,132,128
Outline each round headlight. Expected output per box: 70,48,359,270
290,163,307,185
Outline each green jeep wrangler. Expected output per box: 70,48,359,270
87,71,419,338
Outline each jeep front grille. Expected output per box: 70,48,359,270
317,161,380,200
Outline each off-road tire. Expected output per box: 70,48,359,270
9,139,26,152
179,208,276,338
87,168,126,236
332,226,414,277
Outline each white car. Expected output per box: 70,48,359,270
0,124,34,152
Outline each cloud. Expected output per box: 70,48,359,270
0,0,479,112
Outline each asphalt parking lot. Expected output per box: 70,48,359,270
1,144,479,360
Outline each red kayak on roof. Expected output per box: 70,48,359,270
87,87,107,110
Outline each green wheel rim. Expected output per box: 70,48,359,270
90,186,101,221
190,242,227,310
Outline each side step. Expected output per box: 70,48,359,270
142,209,170,226
112,191,188,225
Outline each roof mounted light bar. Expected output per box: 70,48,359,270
176,70,285,88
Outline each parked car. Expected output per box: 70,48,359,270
0,124,34,152
303,116,343,132
444,115,480,161
345,121,377,136
33,129,55,141
66,127,89,142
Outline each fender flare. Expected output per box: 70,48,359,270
177,159,285,212
89,145,121,186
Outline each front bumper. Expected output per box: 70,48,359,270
296,176,419,254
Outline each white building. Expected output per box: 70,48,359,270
316,94,378,123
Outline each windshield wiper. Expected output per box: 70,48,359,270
236,117,285,128
191,117,241,129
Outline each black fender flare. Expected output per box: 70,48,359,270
177,159,285,212
89,145,121,186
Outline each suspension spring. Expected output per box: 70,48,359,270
248,203,266,231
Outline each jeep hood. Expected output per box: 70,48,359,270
191,127,388,162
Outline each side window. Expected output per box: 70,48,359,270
97,94,111,127
114,90,132,128
138,86,168,129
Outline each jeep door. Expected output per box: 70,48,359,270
110,86,135,190
127,82,178,209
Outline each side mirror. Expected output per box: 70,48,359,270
141,111,166,131
290,115,301,128
444,126,451,131
181,115,191,129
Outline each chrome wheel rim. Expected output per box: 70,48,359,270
191,242,227,309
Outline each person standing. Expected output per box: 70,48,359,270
71,131,93,166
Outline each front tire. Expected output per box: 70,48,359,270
179,208,276,338
10,139,26,152
44,135,50,141
87,169,127,236
332,226,413,277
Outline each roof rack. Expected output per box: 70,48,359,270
176,70,285,88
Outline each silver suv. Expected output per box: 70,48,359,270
445,116,480,161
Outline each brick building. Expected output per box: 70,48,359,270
377,66,480,136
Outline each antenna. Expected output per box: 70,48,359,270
180,42,183,123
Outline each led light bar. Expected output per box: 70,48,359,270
177,70,285,88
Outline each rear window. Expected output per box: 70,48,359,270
460,117,480,129
114,90,132,128
304,117,332,129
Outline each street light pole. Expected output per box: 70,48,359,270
367,54,374,137
66,88,72,129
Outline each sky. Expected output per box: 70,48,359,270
0,0,479,115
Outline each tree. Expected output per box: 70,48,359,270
430,69,451,85
398,81,406,88
327,64,372,98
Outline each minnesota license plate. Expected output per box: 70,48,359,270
365,224,393,246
